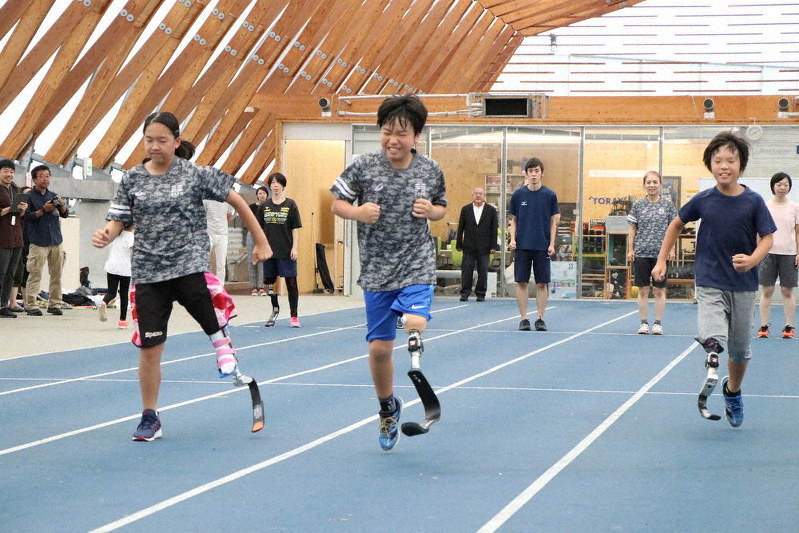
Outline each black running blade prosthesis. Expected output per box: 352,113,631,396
248,380,265,432
401,369,441,436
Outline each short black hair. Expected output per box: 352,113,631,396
267,172,287,187
524,157,545,173
377,95,427,135
0,158,15,171
770,172,792,194
31,164,50,180
702,131,750,174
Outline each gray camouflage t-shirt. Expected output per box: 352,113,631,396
107,157,234,284
330,151,447,291
627,196,678,257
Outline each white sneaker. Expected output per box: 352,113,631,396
637,322,650,335
652,323,663,335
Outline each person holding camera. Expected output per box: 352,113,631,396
23,164,69,316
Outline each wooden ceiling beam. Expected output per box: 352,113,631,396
440,18,507,94
398,0,472,93
45,0,162,164
429,11,494,93
289,0,387,94
0,0,55,98
316,0,413,95
0,0,114,161
462,24,516,92
0,1,85,114
194,0,320,166
372,0,457,94
413,3,482,92
90,0,207,169
357,0,435,94
475,32,523,92
118,0,246,168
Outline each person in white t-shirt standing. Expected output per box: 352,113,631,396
204,199,235,281
757,172,799,339
100,224,134,328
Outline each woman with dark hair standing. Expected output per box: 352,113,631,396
92,111,272,441
757,172,799,338
257,172,302,328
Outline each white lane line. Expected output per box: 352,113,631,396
0,311,517,456
89,311,635,533
0,304,469,396
477,341,697,533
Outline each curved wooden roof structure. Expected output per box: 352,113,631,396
0,0,641,184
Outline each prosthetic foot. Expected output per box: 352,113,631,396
264,288,279,327
400,330,441,437
696,336,723,421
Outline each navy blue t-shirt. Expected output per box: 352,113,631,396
679,185,775,291
508,185,560,250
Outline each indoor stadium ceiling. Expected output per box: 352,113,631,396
0,0,642,183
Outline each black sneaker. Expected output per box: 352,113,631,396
132,409,162,441
534,318,547,331
459,295,468,301
26,307,42,316
519,319,531,331
476,296,485,302
0,307,17,318
47,307,63,315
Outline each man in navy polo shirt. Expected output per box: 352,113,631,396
23,164,69,316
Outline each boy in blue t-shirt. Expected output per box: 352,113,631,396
653,131,775,427
508,157,560,332
330,95,447,450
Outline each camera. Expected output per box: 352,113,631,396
50,195,61,208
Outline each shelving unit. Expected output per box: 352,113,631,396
484,173,525,207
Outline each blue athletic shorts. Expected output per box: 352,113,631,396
263,258,298,279
514,249,551,284
364,284,434,342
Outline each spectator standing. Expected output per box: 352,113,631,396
247,186,269,295
757,172,799,338
257,173,302,327
23,164,69,316
99,224,134,328
508,157,560,331
0,158,27,317
456,186,498,302
627,170,678,335
10,186,32,312
204,198,235,281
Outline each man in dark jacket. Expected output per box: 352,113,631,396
456,187,498,301
0,159,27,317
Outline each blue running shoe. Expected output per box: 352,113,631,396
378,397,402,450
721,376,744,427
132,409,162,441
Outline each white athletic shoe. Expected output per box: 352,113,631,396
652,323,663,335
637,322,650,335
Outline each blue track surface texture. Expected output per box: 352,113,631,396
1,299,798,532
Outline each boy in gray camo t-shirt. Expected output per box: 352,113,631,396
330,95,447,450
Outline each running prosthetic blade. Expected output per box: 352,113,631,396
400,332,441,437
233,370,265,432
264,305,279,327
697,352,721,420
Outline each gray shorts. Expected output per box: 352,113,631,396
695,286,756,363
758,253,798,288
